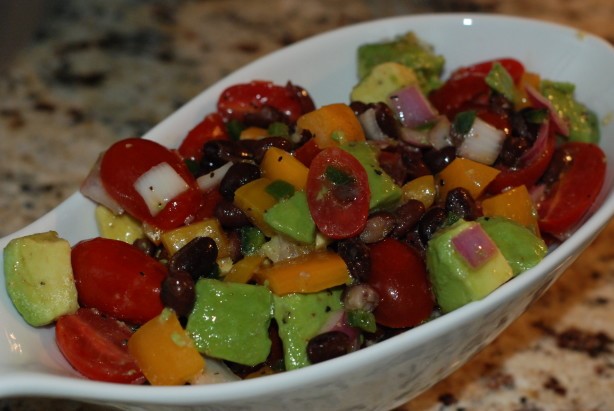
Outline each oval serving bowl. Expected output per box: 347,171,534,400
2,13,614,411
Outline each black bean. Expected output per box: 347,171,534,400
343,284,379,312
400,148,431,181
169,236,218,281
374,102,400,140
445,187,479,221
418,206,448,244
307,331,352,364
202,140,252,168
243,105,288,128
160,270,195,318
215,199,251,228
336,238,371,282
391,200,425,239
360,211,396,244
219,162,261,200
498,135,531,167
539,145,574,186
349,101,369,115
423,146,456,174
241,136,292,163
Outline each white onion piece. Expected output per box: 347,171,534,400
196,161,233,192
427,115,452,149
79,153,124,214
525,84,570,137
398,126,431,147
358,108,388,141
388,84,437,128
134,162,189,216
457,117,506,165
190,358,241,385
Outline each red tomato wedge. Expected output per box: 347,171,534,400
178,112,228,161
537,142,606,238
72,237,167,324
368,238,434,328
217,80,311,124
100,138,204,230
306,147,370,239
56,308,145,384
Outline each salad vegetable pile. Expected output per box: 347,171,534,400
3,31,607,386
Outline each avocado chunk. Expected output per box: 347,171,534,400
186,279,273,366
478,216,547,276
426,219,513,313
540,80,600,143
341,142,402,211
264,191,316,244
3,231,79,326
357,32,445,93
350,62,419,104
95,205,144,244
274,288,343,370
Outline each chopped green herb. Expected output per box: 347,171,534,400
184,158,200,176
485,62,516,102
265,180,296,201
240,226,266,256
227,119,245,141
331,130,346,143
268,122,290,138
347,309,377,333
325,165,354,185
453,110,476,135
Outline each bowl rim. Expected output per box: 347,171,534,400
2,11,614,405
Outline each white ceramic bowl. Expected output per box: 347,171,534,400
2,13,614,411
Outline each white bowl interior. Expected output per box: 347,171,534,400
2,13,614,411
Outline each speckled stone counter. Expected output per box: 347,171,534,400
1,1,613,410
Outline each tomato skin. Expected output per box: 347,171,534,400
294,137,322,167
72,238,168,324
56,307,145,384
306,147,370,239
537,142,606,237
217,81,309,124
100,138,203,230
367,238,434,328
178,112,228,161
429,58,524,118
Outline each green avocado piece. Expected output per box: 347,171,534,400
357,32,445,93
478,216,547,276
540,80,600,143
274,289,344,370
341,142,402,211
426,219,513,313
186,279,273,366
3,231,79,326
263,191,316,244
95,205,144,244
350,62,419,104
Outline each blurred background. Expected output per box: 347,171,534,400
1,1,613,410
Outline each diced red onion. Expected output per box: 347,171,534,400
388,84,438,128
358,107,389,141
518,119,549,165
79,153,124,214
134,162,190,216
427,115,453,150
457,117,506,165
319,310,361,352
196,161,233,192
451,223,498,269
525,84,570,137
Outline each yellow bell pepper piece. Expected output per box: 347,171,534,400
240,126,268,140
254,251,350,295
128,309,204,386
260,147,309,191
481,185,540,234
514,71,541,110
401,175,436,208
437,157,500,200
224,255,265,284
296,103,365,149
160,218,230,258
233,177,278,237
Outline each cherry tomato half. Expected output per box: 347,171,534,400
306,147,370,239
72,237,167,324
217,80,313,125
56,307,145,384
537,142,606,238
100,138,204,230
429,58,525,118
178,112,228,161
367,238,434,328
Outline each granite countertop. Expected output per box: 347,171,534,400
1,0,613,410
